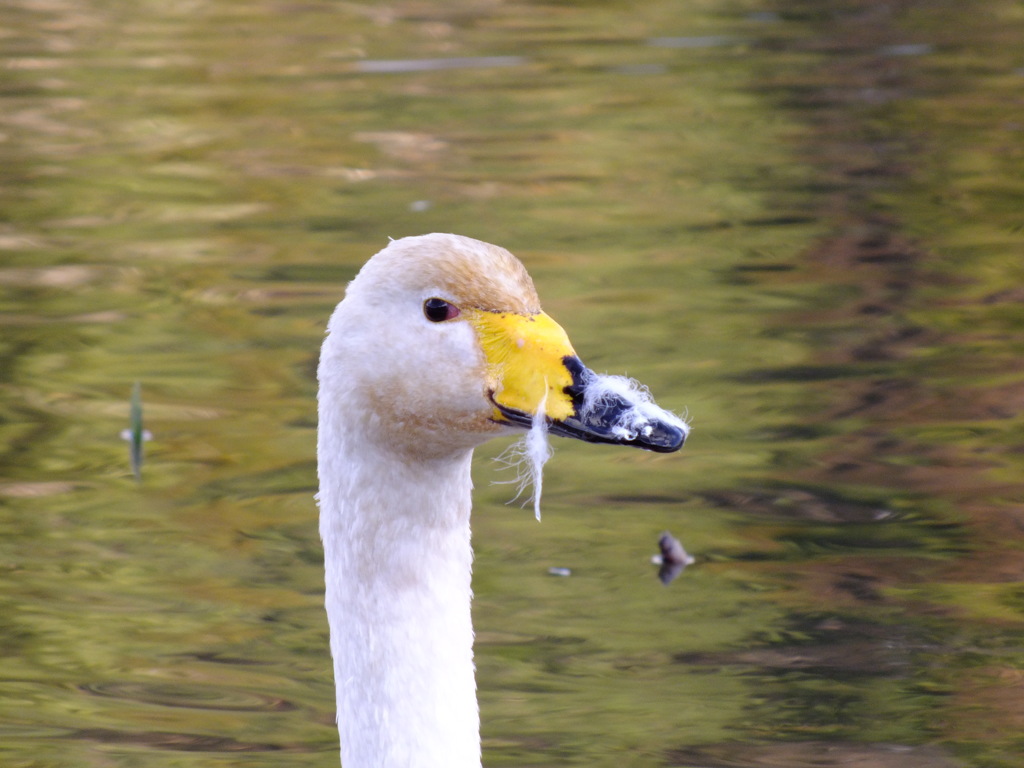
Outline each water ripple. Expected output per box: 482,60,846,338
80,681,296,712
68,728,285,753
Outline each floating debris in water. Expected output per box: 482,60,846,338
354,56,525,74
547,567,572,577
651,531,695,585
119,382,152,480
879,43,934,57
648,35,737,49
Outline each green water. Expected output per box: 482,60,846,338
2,1,1022,766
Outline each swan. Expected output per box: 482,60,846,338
317,233,687,767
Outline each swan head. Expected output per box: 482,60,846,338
319,233,687,460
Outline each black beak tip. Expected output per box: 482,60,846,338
544,412,688,453
643,421,687,453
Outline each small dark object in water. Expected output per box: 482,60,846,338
120,382,152,480
653,531,694,585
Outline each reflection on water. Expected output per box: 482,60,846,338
1,0,1022,767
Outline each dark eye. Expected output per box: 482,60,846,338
423,297,460,322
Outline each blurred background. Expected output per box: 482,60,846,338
1,1,1022,766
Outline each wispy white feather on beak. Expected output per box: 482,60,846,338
579,372,690,444
495,388,552,521
524,388,552,521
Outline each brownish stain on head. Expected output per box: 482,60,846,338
352,233,541,315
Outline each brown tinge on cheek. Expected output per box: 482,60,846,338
363,363,504,457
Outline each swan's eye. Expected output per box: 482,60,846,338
423,297,460,322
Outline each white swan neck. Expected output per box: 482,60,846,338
319,435,482,768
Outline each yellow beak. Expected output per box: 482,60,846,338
464,309,577,423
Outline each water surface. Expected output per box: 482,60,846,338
1,1,1022,767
